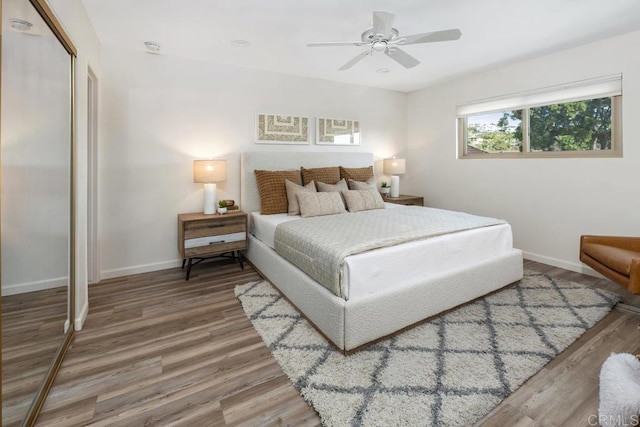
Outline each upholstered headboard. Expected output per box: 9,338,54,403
241,151,374,214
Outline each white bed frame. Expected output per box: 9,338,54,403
241,151,523,352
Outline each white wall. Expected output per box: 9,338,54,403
48,0,101,328
99,46,407,279
407,30,640,273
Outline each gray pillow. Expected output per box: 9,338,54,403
342,189,385,212
348,177,376,191
317,178,348,193
297,191,347,218
285,179,316,216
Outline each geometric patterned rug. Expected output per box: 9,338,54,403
235,270,621,426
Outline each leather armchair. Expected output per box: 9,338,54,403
580,235,640,294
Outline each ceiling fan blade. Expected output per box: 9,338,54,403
307,41,369,47
400,29,462,45
384,47,420,69
372,11,395,37
338,51,370,71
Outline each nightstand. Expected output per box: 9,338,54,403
383,194,424,206
177,211,248,280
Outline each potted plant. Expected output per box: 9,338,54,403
217,200,228,214
380,181,391,197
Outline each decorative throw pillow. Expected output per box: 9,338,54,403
285,179,316,216
254,169,302,215
339,165,374,182
317,178,348,193
342,189,385,212
297,191,346,218
301,166,340,186
348,177,377,191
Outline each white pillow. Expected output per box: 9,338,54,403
285,179,316,216
297,191,346,218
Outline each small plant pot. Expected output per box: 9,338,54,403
217,207,227,215
380,188,391,197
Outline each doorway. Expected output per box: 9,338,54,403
87,67,99,284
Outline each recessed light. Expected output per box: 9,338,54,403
231,39,250,47
9,19,33,32
377,68,390,74
144,41,161,53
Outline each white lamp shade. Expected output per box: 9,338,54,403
193,159,227,183
383,158,406,175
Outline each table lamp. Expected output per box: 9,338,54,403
193,159,227,214
383,157,405,198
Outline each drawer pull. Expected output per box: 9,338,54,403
209,240,225,244
208,224,225,228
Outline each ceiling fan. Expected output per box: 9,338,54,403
308,11,462,71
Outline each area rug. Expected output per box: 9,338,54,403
235,270,621,426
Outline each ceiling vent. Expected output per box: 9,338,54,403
9,19,33,31
144,41,161,53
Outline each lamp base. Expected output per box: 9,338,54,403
203,183,217,214
390,175,400,198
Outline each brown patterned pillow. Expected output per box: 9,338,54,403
342,189,385,212
285,179,316,216
254,169,302,215
297,192,346,218
340,165,374,182
301,166,341,186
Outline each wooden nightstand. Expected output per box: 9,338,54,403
177,211,248,280
383,194,424,206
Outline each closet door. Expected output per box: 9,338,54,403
1,0,76,425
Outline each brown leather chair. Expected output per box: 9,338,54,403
580,235,640,294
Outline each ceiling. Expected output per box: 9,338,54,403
78,0,640,92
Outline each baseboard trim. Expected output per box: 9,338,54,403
616,303,640,316
522,251,605,279
100,259,182,280
1,276,68,296
75,300,89,330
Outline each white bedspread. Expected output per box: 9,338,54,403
250,206,514,300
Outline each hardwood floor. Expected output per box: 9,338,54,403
35,259,640,426
2,286,68,427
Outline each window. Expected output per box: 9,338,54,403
457,75,622,158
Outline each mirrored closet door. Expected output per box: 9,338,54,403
1,0,76,425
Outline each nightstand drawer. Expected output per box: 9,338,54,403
185,240,246,257
184,219,245,239
185,232,246,249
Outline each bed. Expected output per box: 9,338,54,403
241,151,523,352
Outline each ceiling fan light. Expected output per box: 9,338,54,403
372,41,387,52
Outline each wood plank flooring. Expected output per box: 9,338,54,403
2,286,68,427
33,259,640,426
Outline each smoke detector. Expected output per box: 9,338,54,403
144,41,161,53
10,19,33,32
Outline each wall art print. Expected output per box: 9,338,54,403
256,114,309,144
316,118,360,145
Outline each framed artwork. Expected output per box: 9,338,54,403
256,114,309,144
316,118,360,145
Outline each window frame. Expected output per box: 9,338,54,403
457,79,623,159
